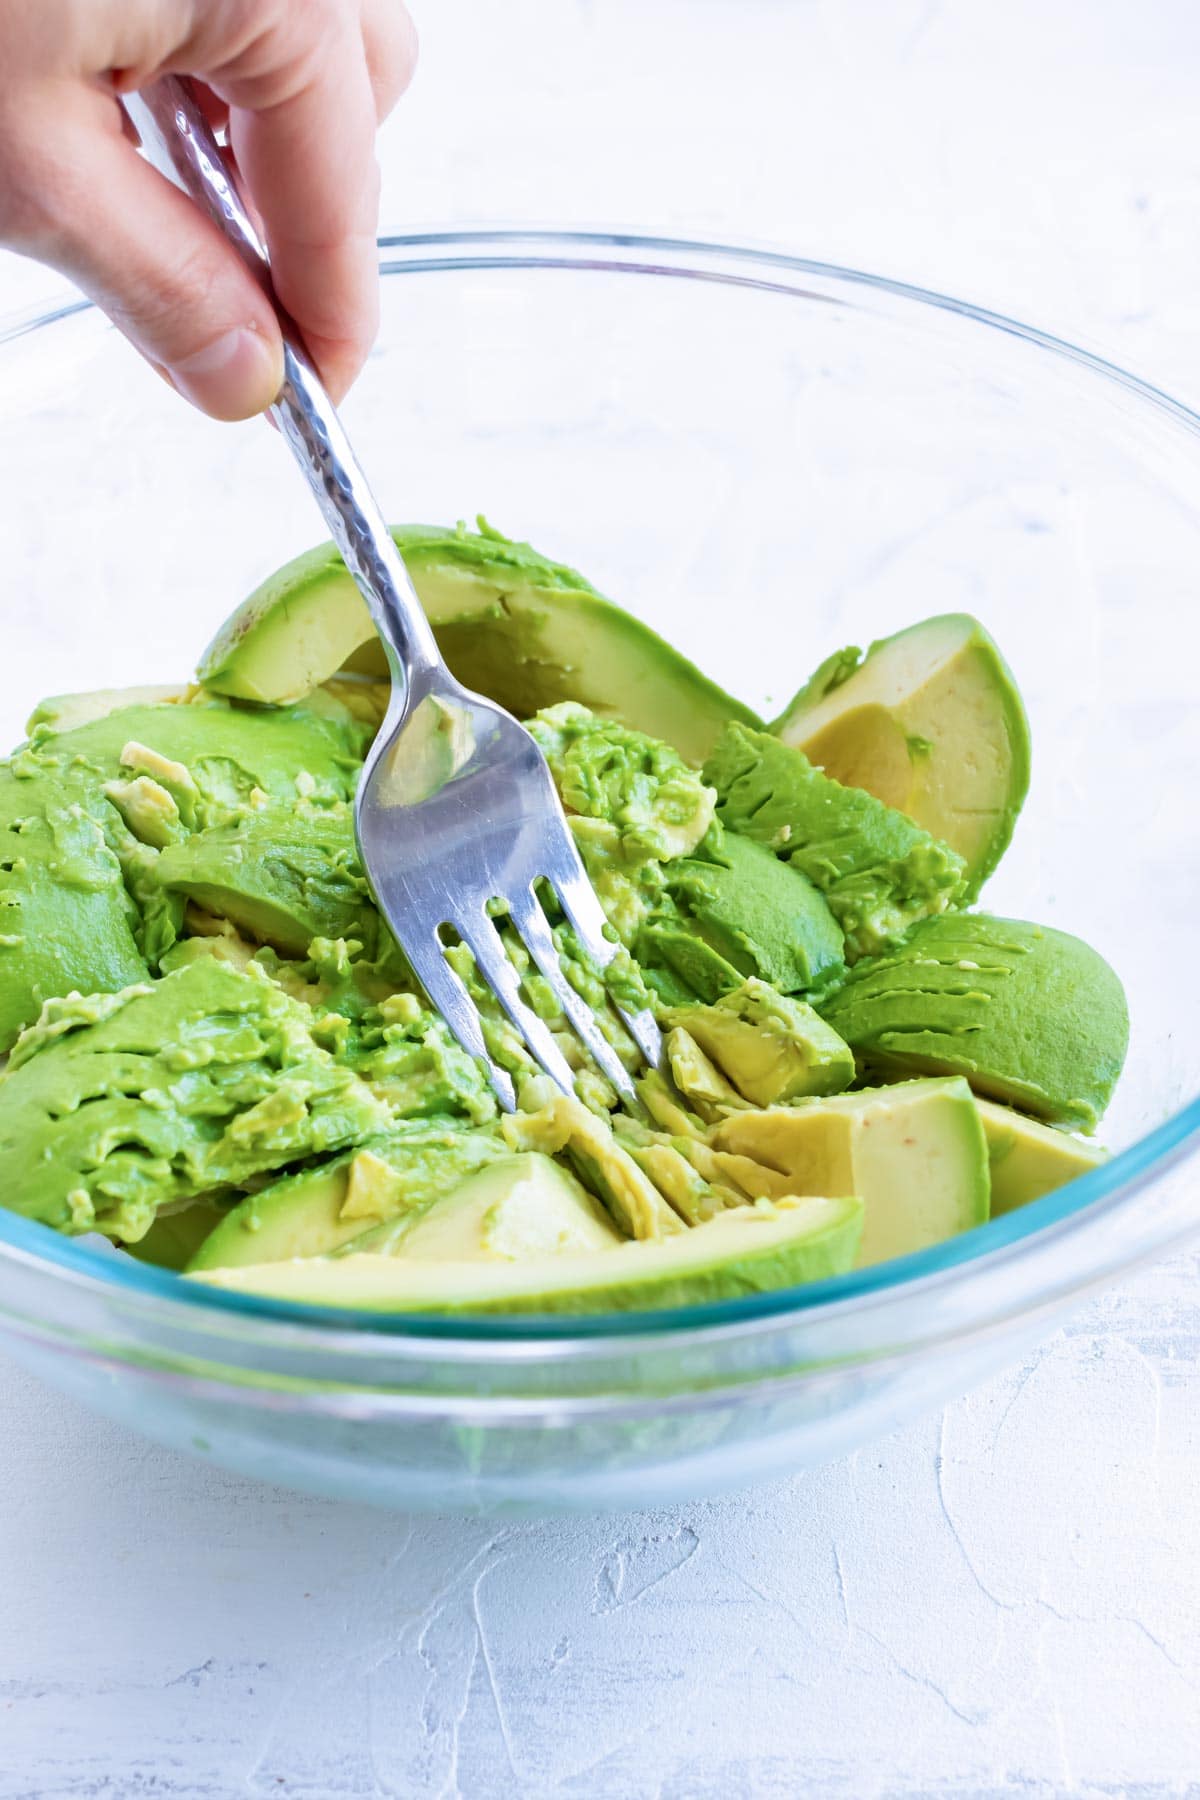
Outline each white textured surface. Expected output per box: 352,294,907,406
1,1,1199,1793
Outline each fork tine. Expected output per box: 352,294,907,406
507,887,640,1107
402,930,518,1113
549,868,665,1072
459,913,581,1098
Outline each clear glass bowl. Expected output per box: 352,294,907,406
0,231,1196,1514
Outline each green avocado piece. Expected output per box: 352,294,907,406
975,1098,1109,1215
186,1121,509,1270
667,978,855,1106
714,1076,990,1268
27,685,188,734
704,724,968,960
197,520,760,764
152,803,378,958
125,1196,233,1271
0,769,150,1050
502,1091,686,1240
664,1027,747,1118
635,920,743,1005
187,1193,864,1315
771,614,1031,897
665,827,846,994
369,1153,623,1261
820,913,1129,1130
0,959,389,1244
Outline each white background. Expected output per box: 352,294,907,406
2,2,1199,1794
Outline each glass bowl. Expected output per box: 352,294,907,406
0,231,1196,1514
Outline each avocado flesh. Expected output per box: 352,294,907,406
126,1196,233,1271
664,828,846,995
375,1153,623,1261
704,724,967,960
187,1194,864,1315
27,685,188,734
772,614,1031,898
0,959,388,1244
975,1099,1109,1215
197,522,760,764
713,1077,989,1269
186,1122,509,1270
820,913,1128,1131
152,803,378,958
667,978,855,1106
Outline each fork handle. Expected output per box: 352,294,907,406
122,76,440,692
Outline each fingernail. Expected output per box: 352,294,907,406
166,324,283,421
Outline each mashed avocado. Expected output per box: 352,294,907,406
0,527,1130,1312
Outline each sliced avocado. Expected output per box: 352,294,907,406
665,828,846,994
187,1193,864,1315
664,1027,747,1118
502,1092,685,1239
820,913,1129,1131
772,615,1031,896
370,1153,622,1261
975,1098,1109,1215
704,723,968,959
667,978,855,1106
125,1196,232,1271
713,1076,989,1268
635,921,743,1005
152,803,376,958
27,685,187,734
186,1123,508,1271
198,521,760,764
0,960,388,1244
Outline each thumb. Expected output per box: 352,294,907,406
19,107,284,420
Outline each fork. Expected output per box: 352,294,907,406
126,77,663,1111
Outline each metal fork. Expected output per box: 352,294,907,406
127,78,662,1111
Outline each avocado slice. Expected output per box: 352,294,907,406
666,978,855,1106
820,913,1129,1131
771,615,1031,896
197,521,760,764
713,1076,989,1268
502,1092,685,1240
665,828,846,994
664,1027,747,1118
27,685,188,734
634,922,743,1006
187,1193,863,1315
368,1153,623,1261
703,724,967,959
975,1099,1109,1215
0,959,389,1244
152,803,377,958
125,1196,233,1271
186,1122,509,1270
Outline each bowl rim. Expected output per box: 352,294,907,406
0,225,1196,1351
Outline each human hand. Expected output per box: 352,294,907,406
0,0,417,419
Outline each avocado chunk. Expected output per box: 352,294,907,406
374,1153,623,1261
772,615,1031,897
664,1027,747,1118
186,1121,509,1270
152,803,378,957
975,1099,1109,1215
502,1091,685,1239
713,1076,989,1268
27,685,188,734
197,520,760,764
667,978,855,1106
704,724,967,959
0,960,389,1244
187,1193,864,1315
634,920,743,1005
665,828,846,994
820,913,1129,1130
526,702,715,944
126,1196,233,1272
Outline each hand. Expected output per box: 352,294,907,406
0,0,417,419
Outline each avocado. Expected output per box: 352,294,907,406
713,1076,990,1268
667,978,855,1106
187,1193,864,1315
703,723,968,958
126,1196,233,1271
820,913,1129,1130
772,615,1031,896
371,1153,623,1261
197,520,760,764
0,770,150,1050
634,920,743,1005
664,1027,747,1118
152,803,377,957
0,960,389,1244
27,685,188,734
665,827,846,993
975,1098,1109,1215
526,702,716,944
502,1091,685,1239
186,1121,509,1270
